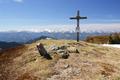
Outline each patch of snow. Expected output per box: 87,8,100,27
102,44,120,48
46,38,52,40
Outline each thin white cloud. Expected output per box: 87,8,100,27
13,0,23,3
81,23,120,32
1,23,120,33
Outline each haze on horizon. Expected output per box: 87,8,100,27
0,0,120,32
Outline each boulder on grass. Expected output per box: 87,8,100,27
37,43,52,60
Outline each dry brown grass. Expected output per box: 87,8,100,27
0,39,120,80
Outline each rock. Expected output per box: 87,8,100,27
58,45,67,50
50,45,59,51
60,51,69,59
56,49,69,59
36,43,52,60
57,50,65,53
67,47,79,53
76,49,79,53
64,64,70,69
0,74,2,77
48,45,70,59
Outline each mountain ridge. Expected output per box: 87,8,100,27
0,41,22,50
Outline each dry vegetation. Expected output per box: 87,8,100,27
0,39,120,80
86,33,120,44
86,35,110,44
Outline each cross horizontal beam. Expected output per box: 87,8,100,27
70,16,87,19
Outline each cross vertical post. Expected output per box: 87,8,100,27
70,10,87,42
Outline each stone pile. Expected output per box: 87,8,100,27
37,43,80,59
49,44,80,59
49,45,69,59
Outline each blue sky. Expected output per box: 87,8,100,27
0,0,120,32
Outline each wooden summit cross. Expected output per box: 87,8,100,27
70,10,87,42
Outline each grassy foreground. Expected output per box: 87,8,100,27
0,39,120,80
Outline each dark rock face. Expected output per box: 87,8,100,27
36,43,52,60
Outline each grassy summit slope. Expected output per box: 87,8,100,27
0,39,120,80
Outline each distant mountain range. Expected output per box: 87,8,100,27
27,36,54,43
0,35,53,50
0,31,109,43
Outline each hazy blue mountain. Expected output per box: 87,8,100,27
0,31,109,43
27,36,55,44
